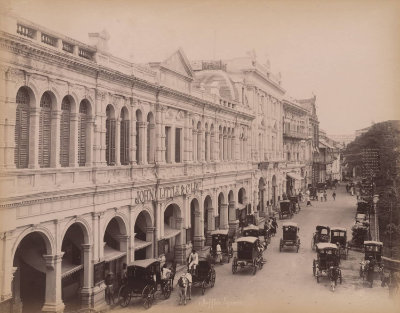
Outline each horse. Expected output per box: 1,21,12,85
328,266,341,292
177,275,189,305
359,260,369,280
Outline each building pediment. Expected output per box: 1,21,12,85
160,48,194,81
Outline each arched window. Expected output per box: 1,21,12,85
147,113,155,163
135,110,142,164
60,97,71,167
120,108,130,165
106,105,116,165
78,101,88,166
14,88,30,168
39,92,52,168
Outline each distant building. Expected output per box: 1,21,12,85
329,134,355,147
355,122,375,138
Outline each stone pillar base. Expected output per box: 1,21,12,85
228,220,239,238
41,302,65,313
193,236,205,251
91,284,107,312
80,287,93,309
205,230,212,246
175,244,191,265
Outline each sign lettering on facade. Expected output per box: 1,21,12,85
135,182,200,204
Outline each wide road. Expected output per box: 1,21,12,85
112,185,399,313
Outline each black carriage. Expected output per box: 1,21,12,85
279,200,293,220
350,223,369,247
311,225,330,250
232,237,263,275
242,224,268,249
118,259,171,309
364,241,383,266
191,258,216,295
279,222,300,252
330,227,349,260
210,229,233,264
355,213,368,224
357,200,369,214
313,243,342,284
289,196,300,213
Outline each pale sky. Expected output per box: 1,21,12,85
2,0,400,135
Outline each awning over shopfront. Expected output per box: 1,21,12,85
164,224,181,239
62,261,83,279
287,172,304,181
134,238,152,251
104,245,126,262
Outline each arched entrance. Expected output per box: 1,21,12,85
163,204,182,262
272,175,277,207
12,232,52,313
61,223,88,312
134,211,153,261
103,217,128,294
190,198,202,250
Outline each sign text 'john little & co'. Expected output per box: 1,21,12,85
135,182,200,204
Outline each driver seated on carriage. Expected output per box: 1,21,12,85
188,249,199,275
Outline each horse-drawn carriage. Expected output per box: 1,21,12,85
279,222,300,252
330,227,349,260
191,257,216,295
242,224,268,250
359,241,384,285
289,196,301,213
311,225,330,250
357,200,369,214
279,200,293,220
232,237,264,275
118,259,171,309
210,229,233,264
313,243,342,288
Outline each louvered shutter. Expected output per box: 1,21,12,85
110,120,116,164
15,91,30,168
60,99,70,167
78,103,87,167
39,93,52,168
136,122,140,163
146,123,150,163
120,120,129,165
106,118,110,165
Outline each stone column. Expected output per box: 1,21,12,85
146,227,155,258
0,231,14,302
115,118,121,166
118,235,130,262
218,133,222,161
220,203,229,229
223,135,227,161
192,129,197,162
50,110,61,168
183,113,190,162
174,217,186,264
197,129,203,162
210,132,215,162
86,116,94,167
228,200,239,237
42,253,65,313
130,110,137,164
193,211,204,251
28,107,40,168
138,122,147,164
205,208,215,246
205,131,210,162
80,244,93,309
227,135,231,161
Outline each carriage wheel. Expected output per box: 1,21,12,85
232,258,238,274
313,260,316,276
253,261,257,275
118,285,131,308
163,281,172,299
142,285,154,309
201,281,206,295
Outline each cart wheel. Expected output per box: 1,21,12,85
163,281,172,299
201,281,206,295
142,285,153,309
118,285,131,307
313,260,316,276
210,269,216,287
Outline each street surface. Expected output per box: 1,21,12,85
112,186,399,313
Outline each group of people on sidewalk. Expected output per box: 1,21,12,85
304,188,336,206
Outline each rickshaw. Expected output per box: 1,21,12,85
330,227,349,259
232,237,264,275
242,224,268,250
357,200,369,214
279,222,300,252
279,200,293,220
311,225,330,250
118,259,171,309
191,257,216,295
359,241,384,281
210,229,233,264
313,243,342,284
289,196,301,213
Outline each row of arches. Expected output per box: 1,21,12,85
13,86,250,169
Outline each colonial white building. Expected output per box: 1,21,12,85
0,14,318,313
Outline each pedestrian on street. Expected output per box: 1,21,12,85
306,194,312,206
323,190,328,202
332,191,336,200
319,191,324,202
